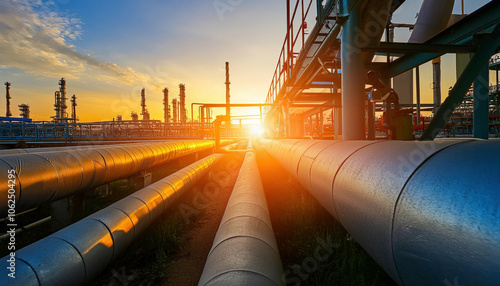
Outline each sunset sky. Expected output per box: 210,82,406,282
0,0,493,122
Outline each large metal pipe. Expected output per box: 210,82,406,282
260,139,500,285
408,0,454,43
341,4,365,140
340,0,392,140
432,57,441,115
0,140,235,217
409,0,454,117
198,151,284,286
0,151,225,286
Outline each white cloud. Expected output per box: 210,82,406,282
0,0,160,87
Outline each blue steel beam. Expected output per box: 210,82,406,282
420,25,500,140
386,1,500,77
341,0,366,140
473,59,490,139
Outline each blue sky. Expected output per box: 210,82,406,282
0,0,494,121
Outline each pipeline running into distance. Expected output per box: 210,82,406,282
0,151,225,286
198,151,284,286
0,139,234,217
260,139,500,286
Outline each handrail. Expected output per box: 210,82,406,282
265,0,315,110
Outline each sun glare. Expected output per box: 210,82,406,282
250,124,264,138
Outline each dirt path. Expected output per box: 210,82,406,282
162,153,244,286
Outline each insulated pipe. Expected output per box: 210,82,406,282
260,139,500,286
341,1,365,140
0,152,225,286
408,0,454,43
340,0,392,140
0,140,235,217
198,151,284,286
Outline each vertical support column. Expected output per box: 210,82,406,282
334,107,342,140
473,64,490,139
259,106,263,125
432,58,442,115
341,5,365,140
278,105,284,137
286,0,291,78
416,66,421,123
225,62,231,134
496,68,499,91
285,100,291,137
319,109,323,138
50,195,84,232
367,101,375,140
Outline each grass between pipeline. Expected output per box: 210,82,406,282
90,180,194,286
92,148,246,286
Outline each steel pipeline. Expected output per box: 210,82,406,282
198,151,284,286
0,139,234,216
0,151,225,285
260,139,500,286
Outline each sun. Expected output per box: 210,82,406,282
249,124,264,138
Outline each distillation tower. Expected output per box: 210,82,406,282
163,88,170,123
5,82,12,117
179,84,187,123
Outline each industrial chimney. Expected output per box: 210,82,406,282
225,62,231,130
179,84,186,123
71,94,78,122
163,88,169,124
5,82,12,117
172,98,178,123
140,88,147,120
18,104,30,119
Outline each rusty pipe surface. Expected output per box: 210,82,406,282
198,151,284,286
259,139,500,286
0,139,235,217
0,152,224,286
